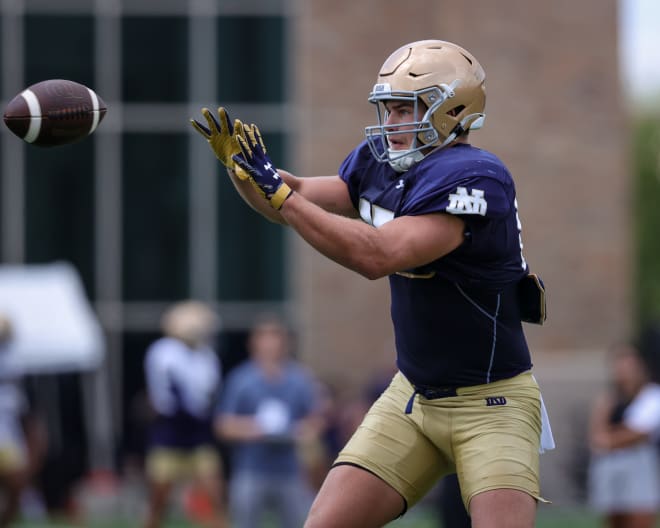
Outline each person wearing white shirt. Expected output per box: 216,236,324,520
588,343,660,528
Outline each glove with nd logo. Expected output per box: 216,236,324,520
233,124,293,210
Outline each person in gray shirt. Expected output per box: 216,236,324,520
215,314,324,528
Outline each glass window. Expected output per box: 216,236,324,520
122,16,188,102
24,142,95,298
122,133,189,300
216,16,285,103
24,15,94,87
217,132,285,301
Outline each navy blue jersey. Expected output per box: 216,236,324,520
339,140,532,387
144,337,221,449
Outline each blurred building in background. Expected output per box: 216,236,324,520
0,0,648,511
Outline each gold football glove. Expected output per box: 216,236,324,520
190,106,248,180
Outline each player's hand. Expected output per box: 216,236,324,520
233,124,293,210
190,106,249,180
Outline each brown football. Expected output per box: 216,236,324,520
3,79,107,147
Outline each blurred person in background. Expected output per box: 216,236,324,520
0,313,29,527
214,314,323,528
143,301,227,528
193,38,553,528
588,343,660,528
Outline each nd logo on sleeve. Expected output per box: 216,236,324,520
446,186,488,215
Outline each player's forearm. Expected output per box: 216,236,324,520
228,169,354,224
590,423,649,451
215,415,263,441
227,168,289,224
279,192,387,280
588,398,610,440
603,425,649,449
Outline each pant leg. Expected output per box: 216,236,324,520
229,472,268,528
272,474,313,528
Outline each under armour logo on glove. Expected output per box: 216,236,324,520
233,124,293,210
263,162,280,178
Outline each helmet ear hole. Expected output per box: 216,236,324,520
447,104,465,117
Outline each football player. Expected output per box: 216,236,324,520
192,39,554,528
143,301,227,528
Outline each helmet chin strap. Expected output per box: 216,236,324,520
439,113,486,149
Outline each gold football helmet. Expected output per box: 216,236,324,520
365,40,486,172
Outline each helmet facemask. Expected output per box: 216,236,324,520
365,81,464,172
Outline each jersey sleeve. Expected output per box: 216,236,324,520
624,384,660,437
401,161,524,276
339,140,378,210
144,339,176,416
402,169,513,220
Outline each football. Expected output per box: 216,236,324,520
3,79,107,147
